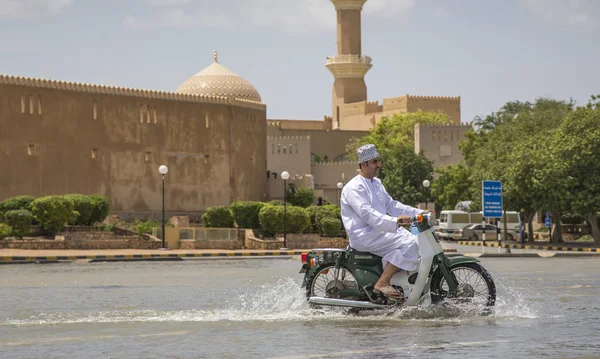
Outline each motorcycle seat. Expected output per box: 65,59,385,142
347,246,382,260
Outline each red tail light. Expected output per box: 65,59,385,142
301,253,308,263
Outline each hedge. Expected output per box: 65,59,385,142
30,196,77,235
203,206,235,228
258,204,310,236
0,223,12,239
321,217,342,237
230,201,267,229
0,195,35,222
3,209,33,238
314,205,343,235
64,194,94,226
88,195,110,225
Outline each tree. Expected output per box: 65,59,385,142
549,95,600,244
379,147,434,206
431,162,474,210
460,98,574,242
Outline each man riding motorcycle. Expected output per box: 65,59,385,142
340,144,433,299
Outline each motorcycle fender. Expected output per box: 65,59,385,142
299,264,310,274
448,255,480,267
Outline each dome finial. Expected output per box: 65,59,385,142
213,51,218,63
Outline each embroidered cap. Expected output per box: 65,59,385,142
357,144,380,163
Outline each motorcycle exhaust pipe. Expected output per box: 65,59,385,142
308,297,390,309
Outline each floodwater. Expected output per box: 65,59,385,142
1,257,599,358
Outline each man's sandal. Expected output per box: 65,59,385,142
373,285,404,298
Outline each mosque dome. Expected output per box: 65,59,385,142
175,52,262,103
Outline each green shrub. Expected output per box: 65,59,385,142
30,196,77,235
3,209,33,238
230,201,267,229
135,219,160,236
258,204,310,236
64,194,94,225
307,206,321,233
321,217,342,237
268,200,285,206
203,206,235,228
88,195,110,225
0,195,35,221
314,205,342,234
0,223,12,239
288,186,314,208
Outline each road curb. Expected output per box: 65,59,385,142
457,241,599,253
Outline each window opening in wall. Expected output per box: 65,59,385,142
283,146,286,154
277,144,281,154
145,151,152,162
21,96,25,113
450,131,454,141
205,112,210,128
37,95,42,115
336,106,340,128
91,148,98,159
296,144,298,154
288,144,292,154
204,154,210,164
27,144,35,156
146,105,151,123
272,144,274,154
93,101,98,120
29,95,34,114
140,106,144,123
153,106,157,124
444,131,449,141
432,131,436,141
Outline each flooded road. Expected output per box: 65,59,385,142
1,257,599,358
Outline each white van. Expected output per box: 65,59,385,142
497,211,522,232
437,210,483,241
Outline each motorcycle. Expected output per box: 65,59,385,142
299,212,496,313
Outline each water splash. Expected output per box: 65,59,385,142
2,273,540,327
488,272,541,320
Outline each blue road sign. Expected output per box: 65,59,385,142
545,213,551,228
482,180,503,218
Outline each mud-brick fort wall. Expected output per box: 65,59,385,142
336,95,462,132
0,75,267,216
414,122,472,167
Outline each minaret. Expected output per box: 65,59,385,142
326,0,372,130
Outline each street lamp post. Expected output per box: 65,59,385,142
281,171,290,250
337,182,343,204
158,165,168,249
422,179,430,210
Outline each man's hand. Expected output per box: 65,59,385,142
397,215,410,228
422,209,436,216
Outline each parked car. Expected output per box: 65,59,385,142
462,224,519,241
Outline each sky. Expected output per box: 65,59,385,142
1,0,599,123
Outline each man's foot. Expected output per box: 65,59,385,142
373,285,404,298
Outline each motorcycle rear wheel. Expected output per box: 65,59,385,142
430,262,496,311
305,263,359,300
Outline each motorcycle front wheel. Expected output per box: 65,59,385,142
430,262,497,311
